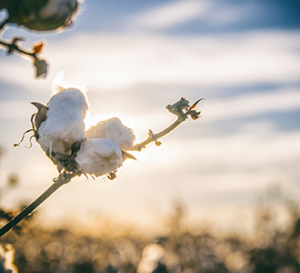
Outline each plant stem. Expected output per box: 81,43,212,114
0,97,202,236
0,39,36,58
0,172,74,237
132,115,187,151
131,97,202,151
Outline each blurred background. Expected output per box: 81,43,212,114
0,1,300,271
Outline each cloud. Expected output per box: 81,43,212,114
146,129,300,207
201,88,300,123
0,101,33,119
127,0,280,33
129,0,210,31
204,2,261,27
1,30,299,91
0,30,288,94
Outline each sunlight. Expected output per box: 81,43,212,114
1,0,300,254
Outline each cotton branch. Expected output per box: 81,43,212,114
0,97,203,237
0,37,48,77
0,15,47,78
0,172,76,237
132,97,203,151
0,0,79,78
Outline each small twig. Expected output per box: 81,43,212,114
13,113,36,148
13,129,35,148
0,37,48,77
0,37,35,58
132,97,203,151
132,117,186,151
0,172,76,237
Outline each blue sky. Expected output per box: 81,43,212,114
76,0,300,33
0,0,300,234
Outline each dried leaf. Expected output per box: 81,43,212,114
189,98,204,111
33,58,48,78
33,42,44,54
190,110,201,120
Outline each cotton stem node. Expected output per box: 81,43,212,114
53,171,78,184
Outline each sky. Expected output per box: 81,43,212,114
0,0,300,235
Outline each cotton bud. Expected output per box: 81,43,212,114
3,0,78,31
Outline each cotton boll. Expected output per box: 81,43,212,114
78,117,137,177
39,0,78,21
75,138,123,177
36,87,88,170
30,81,136,178
5,0,79,31
85,117,136,151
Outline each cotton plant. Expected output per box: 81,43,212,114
0,81,203,237
0,0,79,77
31,84,137,179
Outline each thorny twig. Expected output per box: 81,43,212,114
0,97,203,237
